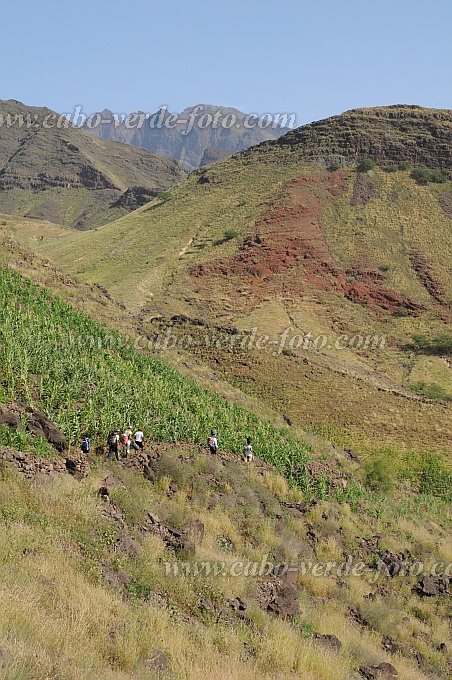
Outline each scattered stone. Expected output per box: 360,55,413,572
101,562,130,589
267,580,298,618
281,501,308,519
100,498,125,525
345,447,361,463
168,481,178,494
359,662,398,679
415,575,450,597
116,533,141,558
143,465,155,483
0,646,9,667
314,633,342,653
103,474,125,489
0,448,89,480
145,649,170,674
184,519,205,543
227,597,247,612
208,492,221,509
377,550,413,578
141,515,195,555
381,637,424,665
348,605,369,627
199,597,216,614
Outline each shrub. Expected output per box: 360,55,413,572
431,169,448,183
157,190,172,203
398,161,411,170
357,158,376,173
223,228,239,241
364,456,394,494
419,455,452,500
411,167,432,184
409,381,452,401
394,306,408,317
410,333,452,355
379,264,390,272
328,161,341,172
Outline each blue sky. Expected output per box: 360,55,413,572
2,0,451,126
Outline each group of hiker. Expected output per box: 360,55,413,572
81,427,255,463
105,426,144,461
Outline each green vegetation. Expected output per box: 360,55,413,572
363,455,394,494
410,333,452,355
409,381,452,401
356,158,376,173
411,167,449,185
0,265,310,481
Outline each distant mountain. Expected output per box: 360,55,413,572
0,99,186,229
82,104,292,171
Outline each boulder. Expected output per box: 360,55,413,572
145,649,170,674
267,582,298,618
415,575,450,597
143,465,155,483
314,633,342,653
116,533,141,558
184,519,205,543
23,405,68,452
0,405,21,430
359,662,398,679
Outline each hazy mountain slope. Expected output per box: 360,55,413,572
0,99,186,228
82,104,291,171
7,105,452,456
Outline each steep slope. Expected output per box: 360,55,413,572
0,99,186,229
0,252,450,680
82,104,291,171
6,105,452,456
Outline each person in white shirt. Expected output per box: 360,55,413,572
134,428,144,449
244,437,254,463
208,429,218,455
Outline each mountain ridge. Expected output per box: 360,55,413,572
0,99,186,228
82,103,292,171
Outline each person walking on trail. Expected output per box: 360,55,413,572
208,429,219,455
244,436,254,463
134,427,144,449
81,434,91,454
123,425,134,457
107,429,121,461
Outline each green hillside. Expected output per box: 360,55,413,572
0,250,451,680
9,105,451,457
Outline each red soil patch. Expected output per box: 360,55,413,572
191,173,425,315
